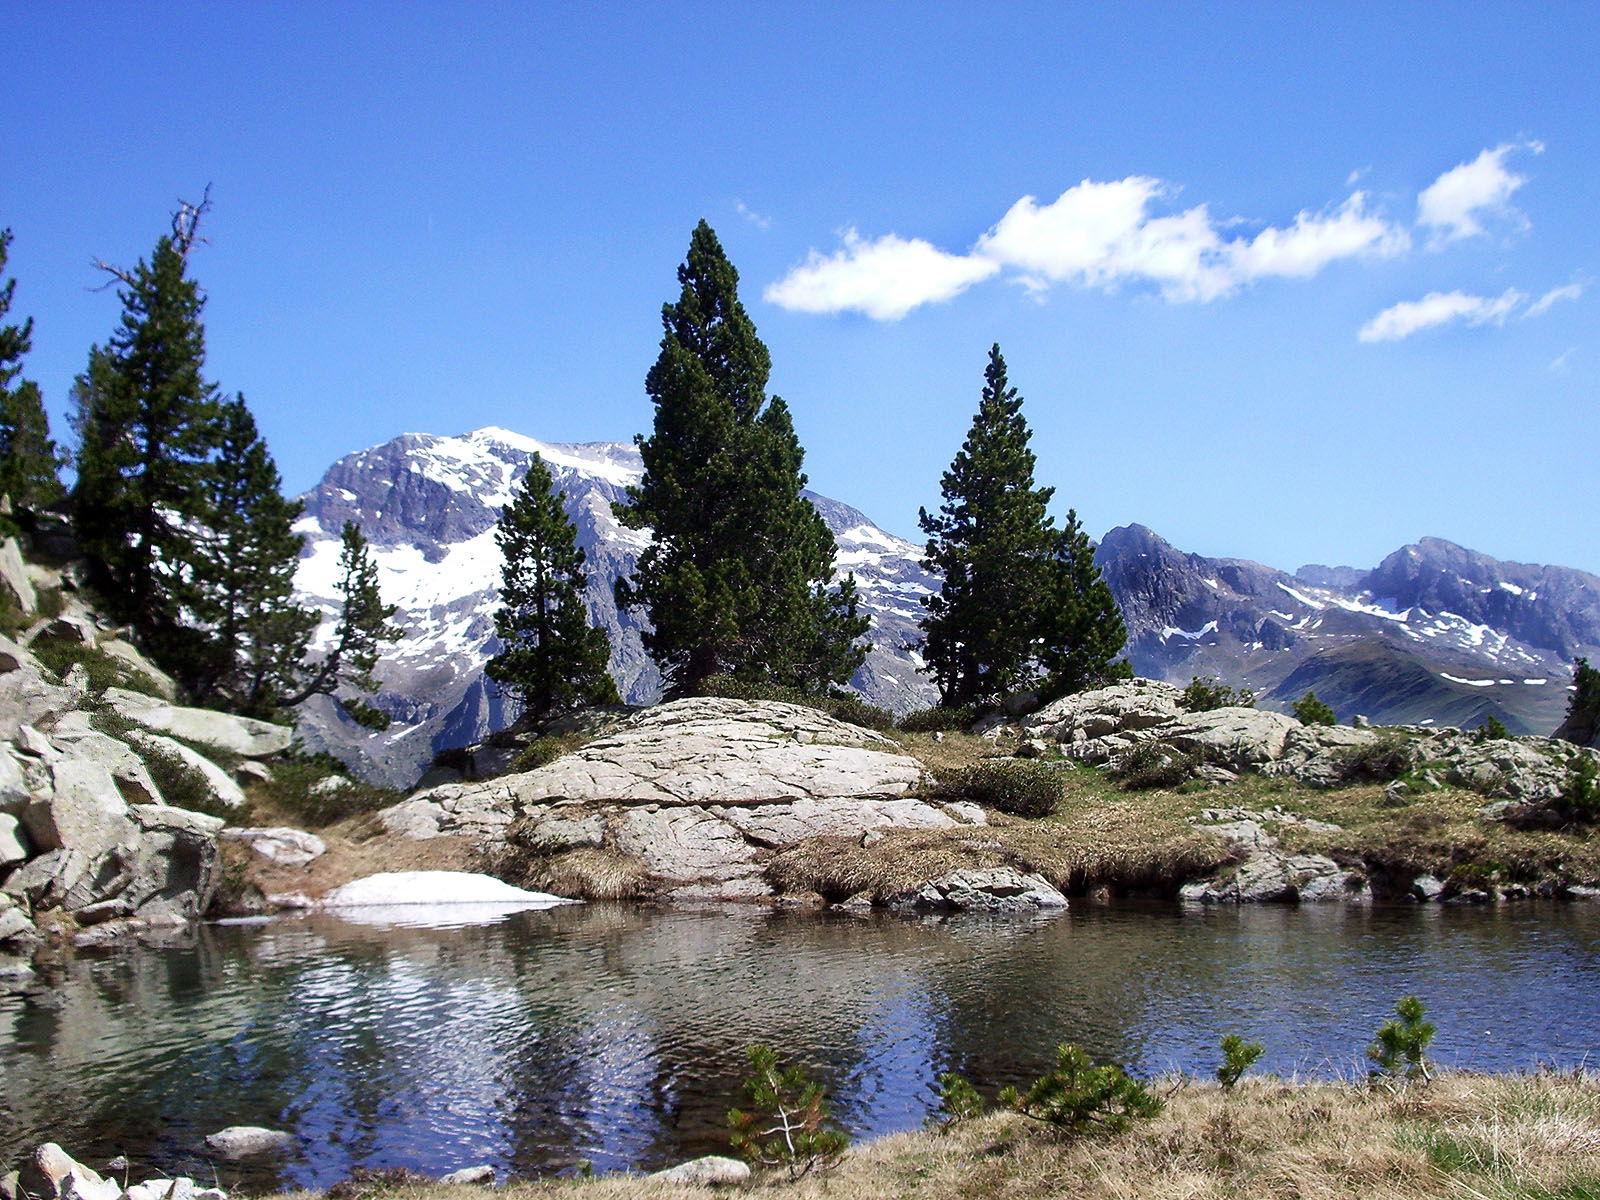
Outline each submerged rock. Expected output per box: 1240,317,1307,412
202,1126,295,1160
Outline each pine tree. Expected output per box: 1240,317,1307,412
189,394,319,714
486,453,619,725
0,226,63,517
71,197,222,673
281,521,403,729
920,346,1128,707
919,345,1059,707
617,220,867,697
1037,507,1131,699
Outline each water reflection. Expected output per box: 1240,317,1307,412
2,902,1598,1188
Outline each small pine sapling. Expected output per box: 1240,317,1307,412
927,1071,985,1129
1292,691,1337,726
1368,995,1436,1081
1475,714,1510,742
728,1043,848,1178
1216,1034,1264,1090
1182,676,1255,712
999,1044,1163,1134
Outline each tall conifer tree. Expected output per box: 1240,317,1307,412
71,198,222,672
617,221,867,697
486,453,618,725
919,344,1128,707
189,395,319,713
0,226,63,516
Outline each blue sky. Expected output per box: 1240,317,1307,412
4,4,1595,573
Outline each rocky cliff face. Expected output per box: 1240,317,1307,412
291,428,1599,788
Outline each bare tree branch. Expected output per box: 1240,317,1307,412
88,183,215,290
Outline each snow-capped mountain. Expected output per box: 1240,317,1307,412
291,428,1599,787
291,427,936,787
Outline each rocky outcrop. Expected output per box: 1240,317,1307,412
379,698,977,902
885,867,1068,913
1179,809,1365,905
6,1144,227,1200
1024,679,1596,803
0,544,296,953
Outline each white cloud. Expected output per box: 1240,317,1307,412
1525,281,1583,317
762,229,999,320
1358,288,1525,342
1549,347,1576,374
735,200,772,231
1417,141,1542,243
1223,193,1409,282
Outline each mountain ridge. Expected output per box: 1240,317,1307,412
289,427,1597,787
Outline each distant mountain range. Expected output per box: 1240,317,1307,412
291,428,1598,787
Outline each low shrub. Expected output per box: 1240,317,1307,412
728,1043,848,1178
1475,714,1511,742
1182,676,1255,712
1292,691,1337,726
1336,733,1417,784
1000,1043,1164,1134
928,1071,985,1129
509,733,587,774
258,758,400,826
497,844,654,902
1554,752,1600,824
1112,741,1201,790
935,759,1066,818
897,705,979,734
1217,1034,1265,1090
31,637,165,698
1368,994,1435,1081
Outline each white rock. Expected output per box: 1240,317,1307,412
24,759,134,858
94,639,180,700
101,688,293,758
0,813,28,866
438,1166,495,1186
646,1156,751,1186
0,539,36,614
202,1126,295,1159
122,730,247,810
221,826,326,868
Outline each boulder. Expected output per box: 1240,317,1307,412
505,698,925,808
0,748,29,816
646,1156,751,1187
101,688,293,758
437,1167,495,1186
0,813,29,867
0,538,36,614
42,614,98,646
46,727,164,806
2,847,89,909
719,796,959,847
1162,707,1299,771
0,894,37,943
0,667,78,741
1025,679,1186,742
122,730,246,810
122,805,225,921
16,1145,121,1200
887,867,1068,913
202,1127,295,1160
0,634,41,675
221,826,326,868
95,638,179,700
23,759,135,859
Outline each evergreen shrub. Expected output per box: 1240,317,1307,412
1182,676,1255,711
999,1044,1163,1134
1292,691,1337,726
897,705,979,734
936,759,1065,817
1368,995,1436,1081
1216,1034,1265,1090
728,1043,848,1178
1113,742,1201,790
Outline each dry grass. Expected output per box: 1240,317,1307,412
769,760,1230,902
1255,782,1600,891
505,845,657,901
281,1073,1600,1200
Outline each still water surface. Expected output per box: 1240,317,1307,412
3,901,1599,1188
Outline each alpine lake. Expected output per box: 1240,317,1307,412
4,899,1599,1190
